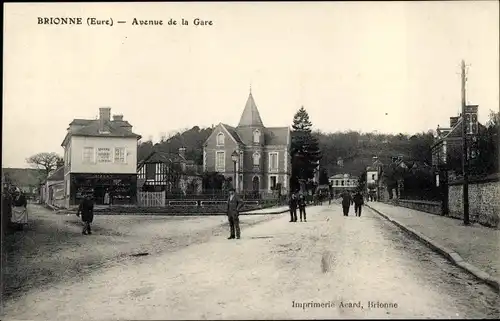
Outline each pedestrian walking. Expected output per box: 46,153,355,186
353,191,364,217
11,188,28,231
77,193,95,235
227,188,243,239
289,193,298,222
341,190,352,216
298,193,307,222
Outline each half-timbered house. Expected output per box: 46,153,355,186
137,147,202,194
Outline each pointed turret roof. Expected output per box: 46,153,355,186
237,91,264,127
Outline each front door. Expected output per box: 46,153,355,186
252,176,259,191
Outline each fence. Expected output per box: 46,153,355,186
138,191,166,207
164,189,277,200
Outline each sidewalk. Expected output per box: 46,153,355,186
366,202,500,292
244,205,289,215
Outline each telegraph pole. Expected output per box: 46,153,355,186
461,60,470,225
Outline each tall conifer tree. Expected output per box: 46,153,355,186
290,106,322,191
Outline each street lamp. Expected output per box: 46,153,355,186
231,150,239,191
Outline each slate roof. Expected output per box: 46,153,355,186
237,92,264,127
222,124,245,145
139,151,186,167
62,119,141,146
46,166,64,181
70,118,132,127
265,127,289,145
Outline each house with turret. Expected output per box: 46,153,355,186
203,90,291,194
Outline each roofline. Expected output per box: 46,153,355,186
219,123,241,146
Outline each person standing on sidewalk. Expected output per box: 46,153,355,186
298,193,307,222
341,190,353,216
77,194,95,235
227,188,243,239
353,191,364,217
289,193,298,222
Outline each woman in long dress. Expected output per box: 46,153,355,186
11,188,28,230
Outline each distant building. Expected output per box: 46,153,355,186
431,105,485,173
61,107,142,207
203,90,291,194
328,173,358,196
40,166,65,207
137,147,203,194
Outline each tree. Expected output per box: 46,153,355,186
290,107,322,191
471,110,499,176
26,152,63,179
201,171,226,191
319,168,329,185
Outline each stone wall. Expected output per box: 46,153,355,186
388,199,442,215
448,175,500,228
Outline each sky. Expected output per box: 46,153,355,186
3,1,499,168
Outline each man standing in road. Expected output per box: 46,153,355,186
77,193,95,235
289,192,298,222
353,191,364,217
227,188,243,239
341,190,353,216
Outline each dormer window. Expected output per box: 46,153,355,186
217,132,225,146
253,129,260,144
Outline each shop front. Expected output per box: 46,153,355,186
70,173,137,206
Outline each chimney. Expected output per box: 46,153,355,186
113,114,124,121
99,107,111,132
179,147,186,158
450,116,459,128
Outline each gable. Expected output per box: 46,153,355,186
203,123,242,147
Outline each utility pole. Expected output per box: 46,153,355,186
461,60,470,225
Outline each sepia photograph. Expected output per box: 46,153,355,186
1,1,499,320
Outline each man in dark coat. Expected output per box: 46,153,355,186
227,188,243,239
289,193,298,222
77,194,95,235
341,190,353,216
353,191,364,217
298,193,307,222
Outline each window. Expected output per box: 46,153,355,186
239,152,243,169
341,180,345,186
372,174,376,181
253,152,260,167
114,147,126,163
217,133,225,146
216,151,225,171
146,163,156,180
96,148,112,163
83,147,94,163
335,180,339,186
270,176,277,190
253,129,260,144
269,152,279,171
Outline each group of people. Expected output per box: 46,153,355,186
288,192,307,222
2,186,29,232
340,190,364,217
